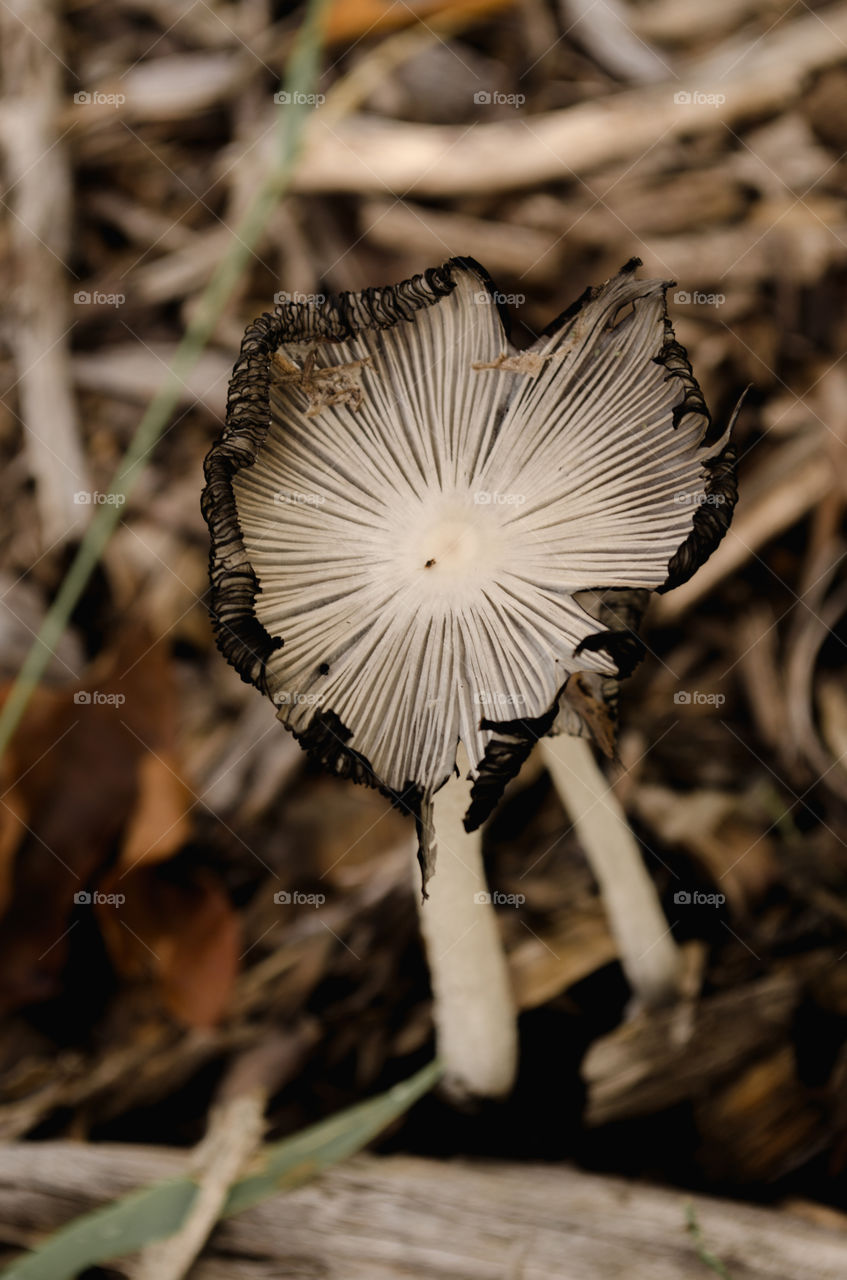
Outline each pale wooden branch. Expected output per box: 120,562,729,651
287,6,847,197
5,1147,847,1279
0,0,89,545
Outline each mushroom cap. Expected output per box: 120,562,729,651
202,257,736,882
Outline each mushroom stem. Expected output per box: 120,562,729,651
540,734,683,1008
416,746,518,1100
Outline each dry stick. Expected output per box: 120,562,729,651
417,746,518,1099
132,1093,265,1280
0,0,333,758
131,1031,312,1280
631,0,794,44
0,0,89,545
290,5,847,196
540,735,683,1008
360,198,563,282
563,0,670,83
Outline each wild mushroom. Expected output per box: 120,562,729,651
202,257,736,1099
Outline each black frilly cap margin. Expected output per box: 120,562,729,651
201,258,739,861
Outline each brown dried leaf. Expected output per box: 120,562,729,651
119,750,194,872
98,868,239,1028
0,630,197,1015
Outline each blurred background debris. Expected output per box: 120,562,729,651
1,0,847,1274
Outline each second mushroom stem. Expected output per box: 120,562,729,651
416,745,518,1101
416,735,681,1098
540,734,683,1008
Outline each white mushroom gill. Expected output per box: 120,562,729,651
230,265,730,836
203,256,737,1099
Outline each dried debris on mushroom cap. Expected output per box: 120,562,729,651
201,257,737,889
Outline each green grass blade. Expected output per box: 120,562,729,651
223,1057,443,1215
0,1180,197,1280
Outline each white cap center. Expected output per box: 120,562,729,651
422,518,481,573
387,494,507,606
